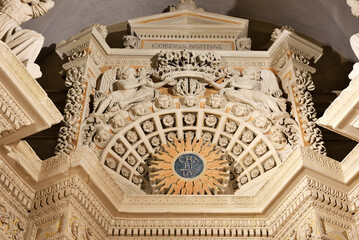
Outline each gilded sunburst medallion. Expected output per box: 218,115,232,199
150,137,230,195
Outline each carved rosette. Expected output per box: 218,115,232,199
150,137,229,195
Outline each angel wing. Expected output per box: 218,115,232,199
97,67,119,94
260,70,283,97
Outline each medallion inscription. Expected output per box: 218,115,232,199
174,153,205,178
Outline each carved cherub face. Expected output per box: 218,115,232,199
254,117,269,129
209,95,222,108
109,114,126,129
183,96,196,107
133,103,146,116
243,67,260,81
232,104,250,117
118,67,136,80
270,130,286,144
156,95,170,109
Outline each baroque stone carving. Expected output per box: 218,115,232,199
55,66,86,155
235,37,252,51
205,67,287,116
123,35,140,49
293,65,326,154
73,49,311,194
0,202,25,240
169,0,204,12
94,66,169,114
154,50,223,96
271,25,294,41
0,0,55,78
0,82,32,137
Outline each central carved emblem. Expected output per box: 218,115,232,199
150,137,230,195
174,153,205,179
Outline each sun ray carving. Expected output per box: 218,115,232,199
150,137,230,195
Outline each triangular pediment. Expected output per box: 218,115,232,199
127,9,248,50
129,10,247,27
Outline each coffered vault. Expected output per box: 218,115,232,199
1,0,359,239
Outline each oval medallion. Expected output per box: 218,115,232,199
174,153,205,179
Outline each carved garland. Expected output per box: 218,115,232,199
293,66,326,154
55,66,87,155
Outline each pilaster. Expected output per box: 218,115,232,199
55,25,106,154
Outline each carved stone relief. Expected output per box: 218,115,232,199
0,202,25,240
67,50,317,195
55,66,86,155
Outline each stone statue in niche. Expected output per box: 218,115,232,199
94,66,172,115
0,0,55,78
204,67,287,116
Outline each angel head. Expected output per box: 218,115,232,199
242,67,261,81
155,95,171,109
131,103,147,116
231,103,252,118
183,95,197,107
208,94,224,108
117,66,137,80
109,113,127,129
270,129,287,146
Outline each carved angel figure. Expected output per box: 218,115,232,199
94,66,171,115
0,0,55,78
204,68,286,115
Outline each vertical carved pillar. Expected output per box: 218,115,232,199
55,25,106,155
278,49,326,154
